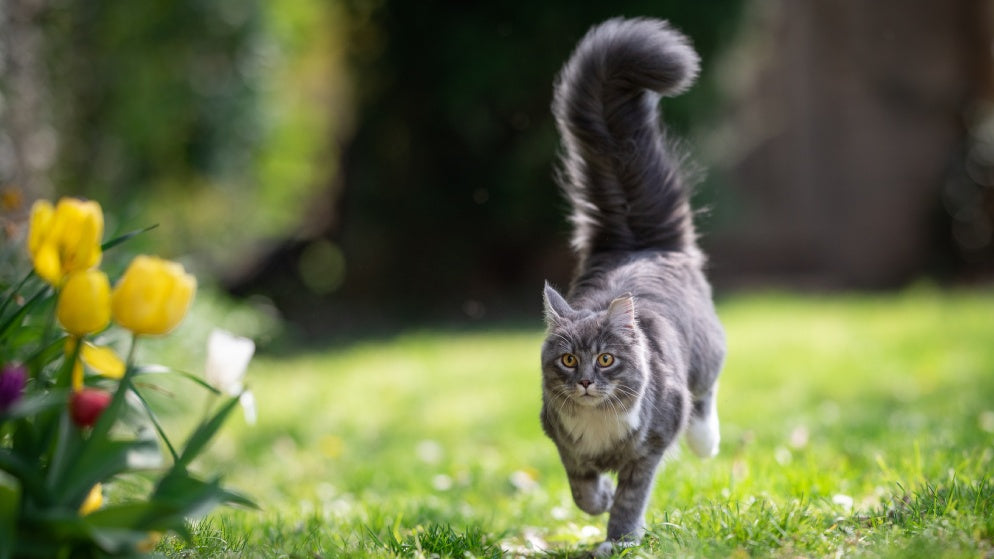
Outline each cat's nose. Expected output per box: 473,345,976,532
579,379,593,388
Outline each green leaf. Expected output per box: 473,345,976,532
130,386,179,463
176,394,241,470
0,268,33,309
88,526,153,555
0,286,50,342
0,390,68,424
23,336,70,377
150,470,256,527
16,507,150,556
132,364,221,395
54,437,161,508
0,450,49,505
100,224,159,252
45,411,89,501
76,501,197,548
0,470,20,559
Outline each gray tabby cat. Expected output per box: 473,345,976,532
539,17,726,556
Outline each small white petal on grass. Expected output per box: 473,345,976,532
522,527,548,551
832,494,854,511
205,329,255,395
551,506,570,520
774,446,792,465
432,474,453,491
509,469,539,492
416,440,443,464
239,391,257,425
789,425,809,449
501,527,549,556
578,525,601,540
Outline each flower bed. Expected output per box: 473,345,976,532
1,197,253,558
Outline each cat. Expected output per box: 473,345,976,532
539,17,726,556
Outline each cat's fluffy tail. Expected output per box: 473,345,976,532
552,18,700,260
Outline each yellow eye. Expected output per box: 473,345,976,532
561,353,578,368
597,353,615,367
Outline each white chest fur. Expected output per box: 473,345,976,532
558,402,642,456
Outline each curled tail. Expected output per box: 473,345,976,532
552,18,700,262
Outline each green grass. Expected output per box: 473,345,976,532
151,288,994,558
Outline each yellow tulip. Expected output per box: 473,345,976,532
79,483,103,515
81,343,125,379
112,255,196,336
57,269,111,337
27,198,104,285
66,340,126,390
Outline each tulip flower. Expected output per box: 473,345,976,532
0,363,27,412
79,483,103,515
57,269,111,337
205,329,256,424
111,255,196,336
27,198,104,285
69,388,112,428
67,341,126,390
80,343,125,379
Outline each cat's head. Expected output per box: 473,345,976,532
540,283,647,411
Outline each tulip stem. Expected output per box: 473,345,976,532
132,388,179,464
125,334,139,366
57,335,83,390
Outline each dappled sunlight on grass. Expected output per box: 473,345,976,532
157,289,994,557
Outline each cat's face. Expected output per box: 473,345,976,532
540,283,646,411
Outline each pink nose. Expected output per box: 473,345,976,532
579,379,592,388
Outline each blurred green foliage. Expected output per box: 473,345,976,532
29,1,743,323
42,0,347,268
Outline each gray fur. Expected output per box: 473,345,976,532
540,18,725,552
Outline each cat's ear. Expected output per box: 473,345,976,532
543,282,573,325
607,294,637,334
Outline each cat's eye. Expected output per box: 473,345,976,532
597,353,615,367
561,353,578,368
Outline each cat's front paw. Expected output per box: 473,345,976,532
592,541,615,557
592,539,638,557
572,474,614,515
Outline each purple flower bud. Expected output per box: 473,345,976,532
0,363,27,412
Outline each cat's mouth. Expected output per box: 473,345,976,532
574,388,604,405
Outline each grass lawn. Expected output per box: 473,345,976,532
153,288,994,558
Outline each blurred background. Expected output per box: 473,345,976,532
2,0,992,341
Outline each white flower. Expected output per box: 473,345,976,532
832,493,854,511
205,328,256,424
239,391,257,426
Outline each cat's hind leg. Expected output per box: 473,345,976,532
686,383,720,458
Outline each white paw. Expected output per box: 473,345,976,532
592,539,638,557
592,541,614,557
686,405,720,458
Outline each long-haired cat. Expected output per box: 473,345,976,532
539,17,725,556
